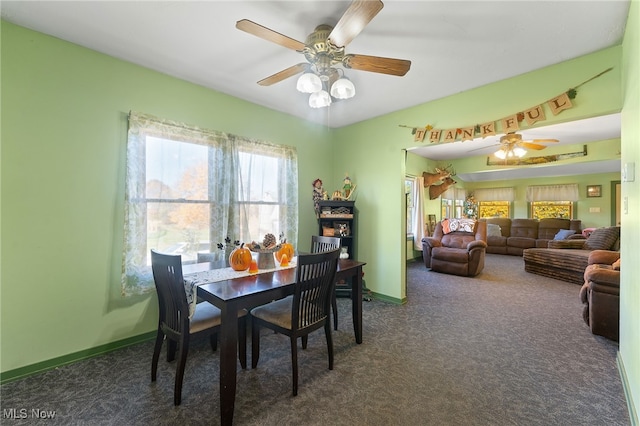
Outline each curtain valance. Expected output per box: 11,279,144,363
526,184,579,202
473,187,515,202
442,187,466,201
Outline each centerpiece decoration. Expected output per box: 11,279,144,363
275,237,295,265
248,233,281,270
218,236,241,267
229,243,252,271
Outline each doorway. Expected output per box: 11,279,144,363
611,180,621,226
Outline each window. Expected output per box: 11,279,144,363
478,201,511,218
530,201,574,219
441,187,465,218
441,198,464,219
122,112,298,296
405,178,414,235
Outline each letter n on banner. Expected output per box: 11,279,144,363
524,105,545,126
548,92,573,115
429,129,442,143
479,122,496,138
460,127,475,141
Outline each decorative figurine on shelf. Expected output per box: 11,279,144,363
312,178,324,218
343,174,353,199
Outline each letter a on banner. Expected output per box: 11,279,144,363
442,129,457,143
548,93,573,115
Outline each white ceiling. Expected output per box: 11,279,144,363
1,0,628,181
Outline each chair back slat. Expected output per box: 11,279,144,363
292,248,340,331
151,250,189,336
310,235,341,253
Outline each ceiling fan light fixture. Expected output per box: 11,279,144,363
296,72,322,93
309,89,332,108
513,147,527,157
494,146,527,159
330,76,356,99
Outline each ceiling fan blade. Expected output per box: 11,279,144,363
236,19,305,51
530,138,559,143
520,142,548,150
328,0,384,48
344,54,411,76
258,63,308,86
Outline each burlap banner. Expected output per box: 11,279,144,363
401,68,612,144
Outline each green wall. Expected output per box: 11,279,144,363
620,0,640,422
0,22,333,374
2,9,639,420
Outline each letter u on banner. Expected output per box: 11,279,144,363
524,105,545,126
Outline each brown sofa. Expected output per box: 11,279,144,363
580,250,620,341
481,217,582,256
422,220,487,277
523,226,620,284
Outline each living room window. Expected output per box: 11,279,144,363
121,112,298,296
526,184,578,219
478,201,511,218
530,201,574,219
441,187,466,218
473,187,515,218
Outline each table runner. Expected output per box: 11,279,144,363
183,259,297,318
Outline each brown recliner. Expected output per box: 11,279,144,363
422,220,487,277
580,250,620,341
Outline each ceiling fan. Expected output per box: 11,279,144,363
235,0,411,107
471,132,559,159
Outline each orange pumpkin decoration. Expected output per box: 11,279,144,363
229,243,252,271
275,241,294,263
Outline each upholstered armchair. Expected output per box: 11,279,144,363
580,250,620,341
422,219,487,277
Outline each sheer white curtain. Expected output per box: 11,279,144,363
526,184,579,201
122,112,298,296
411,176,426,251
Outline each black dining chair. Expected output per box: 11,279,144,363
150,249,247,405
311,235,342,330
250,247,340,396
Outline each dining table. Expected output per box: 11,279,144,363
182,257,366,426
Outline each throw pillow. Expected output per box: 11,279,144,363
441,219,451,234
441,218,476,234
487,223,502,237
584,226,620,251
553,229,576,240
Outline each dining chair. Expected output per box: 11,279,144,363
150,249,247,405
311,235,342,330
250,247,340,396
